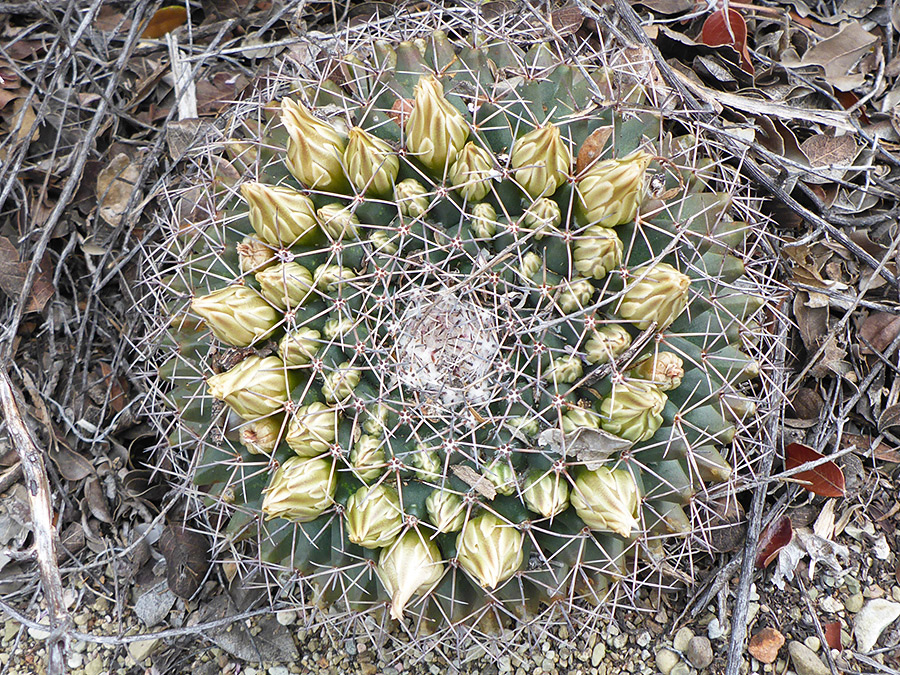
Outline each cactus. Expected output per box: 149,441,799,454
147,13,774,658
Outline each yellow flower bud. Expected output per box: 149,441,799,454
191,286,279,347
207,355,289,420
519,251,543,280
618,263,691,330
323,316,354,341
523,471,570,518
370,228,399,255
557,277,595,314
316,203,360,240
238,416,283,454
629,352,684,391
510,125,572,198
344,127,399,196
600,380,666,442
281,97,345,192
570,466,640,537
394,179,430,218
456,512,524,589
255,262,315,311
470,202,498,238
406,76,469,174
584,324,632,365
240,182,318,246
484,462,517,496
362,403,390,437
322,362,360,403
278,328,320,366
573,226,624,280
377,531,444,621
345,484,404,549
561,406,602,434
522,197,561,235
449,141,494,202
286,402,339,457
544,354,583,384
410,448,442,481
237,237,275,275
313,264,355,293
425,490,466,533
261,456,336,523
350,434,385,482
576,149,652,227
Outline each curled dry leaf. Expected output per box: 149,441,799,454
784,442,846,497
537,426,631,470
700,8,754,75
859,312,900,355
159,523,211,598
756,513,793,568
575,126,613,175
141,5,188,39
97,153,144,227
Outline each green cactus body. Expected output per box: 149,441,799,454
152,17,773,656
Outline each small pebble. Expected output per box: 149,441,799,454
673,627,694,652
591,642,605,667
845,593,864,613
656,649,680,675
670,662,692,675
707,618,726,640
804,636,820,652
275,610,296,626
686,636,713,669
788,641,829,675
854,598,900,652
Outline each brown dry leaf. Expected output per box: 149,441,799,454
96,153,144,227
451,465,497,500
195,72,250,116
799,20,878,91
99,362,128,413
141,5,188,39
793,291,829,351
575,126,613,175
799,135,861,184
48,444,94,482
0,236,54,313
84,475,114,524
879,405,900,431
858,312,900,354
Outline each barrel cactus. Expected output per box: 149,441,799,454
148,13,770,655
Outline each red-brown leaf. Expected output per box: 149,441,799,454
784,443,846,497
700,9,754,75
823,621,842,652
755,514,793,569
141,6,188,39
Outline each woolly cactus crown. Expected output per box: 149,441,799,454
144,5,780,658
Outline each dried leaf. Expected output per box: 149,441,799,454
878,405,900,431
798,135,861,184
141,6,188,39
451,465,497,499
96,153,144,227
159,523,210,598
823,621,843,652
48,444,93,482
756,514,793,568
784,443,846,497
84,475,113,524
859,312,900,354
700,9,754,75
537,426,631,470
799,20,878,91
0,236,54,313
575,126,613,175
839,433,900,463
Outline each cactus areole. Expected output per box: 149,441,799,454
153,22,766,649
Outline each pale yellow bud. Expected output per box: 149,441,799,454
377,531,444,621
286,402,339,457
207,355,289,420
394,179,430,218
584,324,632,365
544,354,583,384
317,203,360,240
425,490,466,533
237,237,275,275
449,141,494,202
261,456,336,522
362,404,390,437
191,286,279,347
523,471,570,518
406,76,469,174
570,466,640,537
510,125,572,198
238,416,283,454
323,316,354,341
350,435,385,482
313,264,355,293
470,203,498,238
484,462,517,496
600,380,666,442
618,263,691,330
456,512,524,589
344,127,399,196
557,277,595,314
519,251,543,280
370,228,399,255
561,406,602,434
281,98,346,192
573,226,624,280
410,448,442,481
576,150,652,227
522,197,561,235
345,484,404,549
278,328,320,366
255,262,315,311
240,182,318,246
629,352,684,391
322,362,360,403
